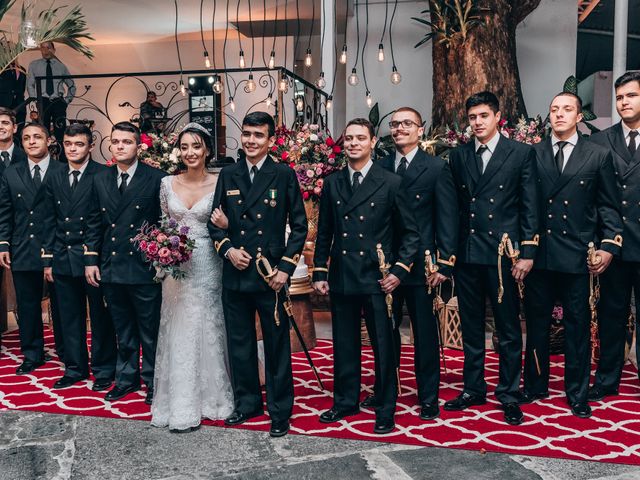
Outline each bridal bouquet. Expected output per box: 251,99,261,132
131,216,196,281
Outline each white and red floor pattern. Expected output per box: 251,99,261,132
1,329,640,465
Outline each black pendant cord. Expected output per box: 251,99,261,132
223,0,231,97
352,0,360,71
211,0,217,69
379,0,389,46
330,0,348,97
236,0,243,59
261,0,268,68
361,0,370,93
271,0,278,56
294,0,301,63
389,0,399,70
248,0,255,72
174,0,184,80
307,0,315,52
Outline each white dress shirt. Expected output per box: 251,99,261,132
394,146,419,172
68,160,89,186
246,155,267,182
622,123,639,150
474,132,501,173
1,143,15,160
117,160,138,188
348,159,373,184
28,155,50,179
551,132,579,172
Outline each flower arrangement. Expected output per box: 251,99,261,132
131,216,196,281
438,116,547,149
272,124,345,203
137,132,182,174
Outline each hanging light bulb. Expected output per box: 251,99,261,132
326,95,333,110
315,72,326,89
390,66,402,85
268,50,276,69
188,77,196,86
377,44,385,62
266,94,273,107
204,51,211,68
179,79,186,96
304,48,313,67
20,20,38,49
278,73,288,92
212,76,223,94
366,91,373,108
229,96,236,112
348,68,359,86
339,44,347,64
239,50,246,68
296,96,304,112
246,73,256,93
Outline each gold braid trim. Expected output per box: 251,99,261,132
601,234,623,248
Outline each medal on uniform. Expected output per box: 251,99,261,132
269,189,277,207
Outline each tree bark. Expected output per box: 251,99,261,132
430,0,542,128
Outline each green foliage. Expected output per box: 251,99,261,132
561,75,598,123
368,103,380,130
413,0,489,48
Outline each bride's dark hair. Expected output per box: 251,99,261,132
177,127,215,167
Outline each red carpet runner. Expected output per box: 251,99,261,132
1,329,639,464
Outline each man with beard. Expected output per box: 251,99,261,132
41,123,117,390
0,123,64,373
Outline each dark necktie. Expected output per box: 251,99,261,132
352,171,362,192
476,145,488,176
45,59,54,96
396,156,408,177
32,164,42,189
250,165,258,183
71,170,80,192
629,130,638,159
0,151,9,167
555,141,568,173
119,172,129,195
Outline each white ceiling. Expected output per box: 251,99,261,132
1,0,329,45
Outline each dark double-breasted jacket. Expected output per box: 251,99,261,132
312,162,420,295
0,145,26,176
208,156,308,292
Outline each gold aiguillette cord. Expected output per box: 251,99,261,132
497,233,524,304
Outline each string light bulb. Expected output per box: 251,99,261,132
304,48,313,67
229,96,236,112
326,95,333,110
239,50,246,68
366,91,373,108
212,76,223,94
179,79,186,96
246,73,256,93
266,94,273,107
390,66,402,85
339,44,347,64
296,96,304,112
377,44,385,62
315,72,326,89
203,51,211,68
268,50,276,69
278,73,288,92
348,68,359,86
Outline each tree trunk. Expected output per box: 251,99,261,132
430,0,542,128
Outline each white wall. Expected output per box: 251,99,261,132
343,0,577,136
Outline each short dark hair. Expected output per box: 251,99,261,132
242,111,276,137
22,122,49,137
552,92,583,113
177,127,215,165
465,91,500,114
0,107,16,125
64,123,93,144
393,107,423,126
111,121,140,143
345,118,375,138
614,71,640,91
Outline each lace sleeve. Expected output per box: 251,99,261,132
160,176,170,217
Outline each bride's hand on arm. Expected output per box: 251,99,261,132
211,207,229,229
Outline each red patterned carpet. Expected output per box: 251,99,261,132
1,329,640,465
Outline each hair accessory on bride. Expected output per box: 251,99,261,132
180,122,212,138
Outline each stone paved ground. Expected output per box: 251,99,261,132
1,410,640,480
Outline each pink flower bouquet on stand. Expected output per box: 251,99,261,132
131,216,196,281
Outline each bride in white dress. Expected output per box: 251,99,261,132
151,123,234,431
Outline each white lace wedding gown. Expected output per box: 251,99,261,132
151,175,234,430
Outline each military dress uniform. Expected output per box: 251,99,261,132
588,124,639,395
84,161,166,393
312,161,419,425
41,160,117,384
0,157,64,366
208,156,307,424
379,147,458,409
524,135,622,408
0,143,26,175
448,134,539,405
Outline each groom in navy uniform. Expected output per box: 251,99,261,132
208,112,307,437
84,121,166,404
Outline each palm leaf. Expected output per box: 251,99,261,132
563,75,578,95
0,0,15,22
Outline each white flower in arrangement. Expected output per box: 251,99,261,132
301,147,309,154
162,142,169,149
140,143,148,151
309,133,318,142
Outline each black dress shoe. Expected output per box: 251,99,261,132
419,402,440,420
53,375,87,389
145,388,154,405
373,417,395,434
587,385,617,402
360,395,380,409
443,392,486,411
104,384,140,402
516,391,549,404
224,410,263,426
92,379,113,392
503,402,524,425
570,402,592,418
16,360,44,375
319,407,360,423
270,420,290,438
